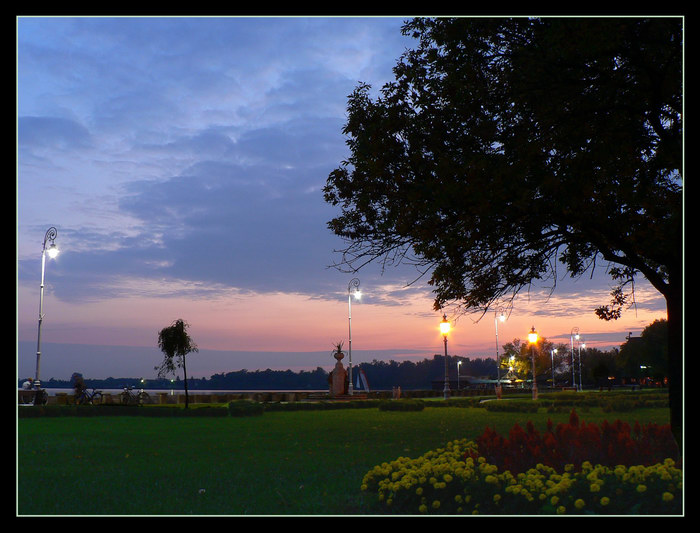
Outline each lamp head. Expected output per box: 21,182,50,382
46,242,59,259
440,314,451,336
528,326,538,344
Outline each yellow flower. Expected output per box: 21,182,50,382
637,484,647,493
600,497,610,506
556,505,566,515
662,492,674,502
550,496,559,506
432,500,441,509
590,483,601,493
574,499,585,510
493,494,501,502
419,504,428,513
416,487,423,496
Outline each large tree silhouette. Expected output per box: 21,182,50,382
324,18,682,443
156,319,199,408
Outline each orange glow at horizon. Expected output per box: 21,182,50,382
17,278,667,365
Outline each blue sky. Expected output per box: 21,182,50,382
16,16,668,380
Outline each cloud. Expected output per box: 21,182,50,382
18,116,92,150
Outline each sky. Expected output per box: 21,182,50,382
16,16,669,381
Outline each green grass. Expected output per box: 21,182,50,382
17,406,673,515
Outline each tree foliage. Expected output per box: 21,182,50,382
324,17,682,438
156,319,198,408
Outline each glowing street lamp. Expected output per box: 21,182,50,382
347,278,361,395
35,227,59,401
528,326,538,400
551,348,558,389
570,327,580,389
457,360,462,390
494,309,506,388
578,341,585,391
440,314,451,400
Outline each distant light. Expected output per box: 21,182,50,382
354,290,362,300
498,312,506,322
528,326,538,344
47,243,59,259
440,314,451,336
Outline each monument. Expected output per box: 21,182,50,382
329,342,348,397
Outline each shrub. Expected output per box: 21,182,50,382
227,399,265,417
483,400,540,413
378,399,425,411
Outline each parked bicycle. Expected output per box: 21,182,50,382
120,386,150,405
75,387,103,405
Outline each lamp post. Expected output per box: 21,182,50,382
35,227,59,393
494,309,506,387
578,341,585,391
440,314,451,400
457,360,462,391
347,278,361,395
551,348,557,390
528,326,538,400
570,327,580,389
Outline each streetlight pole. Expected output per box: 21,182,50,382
347,278,361,395
578,341,585,391
528,326,538,400
570,327,579,389
551,348,557,390
35,227,59,393
494,309,506,389
457,360,462,391
440,314,451,400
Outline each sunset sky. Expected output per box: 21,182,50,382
17,16,668,381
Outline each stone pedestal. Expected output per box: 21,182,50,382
330,350,347,397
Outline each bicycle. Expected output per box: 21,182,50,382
120,386,150,405
75,387,103,405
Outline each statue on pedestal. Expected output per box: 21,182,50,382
329,342,348,396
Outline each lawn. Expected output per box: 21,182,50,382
17,405,673,515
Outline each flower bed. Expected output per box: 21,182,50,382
361,411,682,515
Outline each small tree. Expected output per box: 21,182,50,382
155,319,198,408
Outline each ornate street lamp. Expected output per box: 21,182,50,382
578,341,585,391
440,314,451,400
347,278,361,395
570,327,580,389
494,309,506,388
35,227,59,401
528,326,538,400
457,360,462,391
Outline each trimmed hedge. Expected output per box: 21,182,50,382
378,399,425,411
18,404,228,418
227,399,265,417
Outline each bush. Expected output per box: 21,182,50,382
378,399,425,411
483,400,540,413
227,399,265,417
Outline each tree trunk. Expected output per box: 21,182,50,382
182,354,189,409
666,277,683,454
